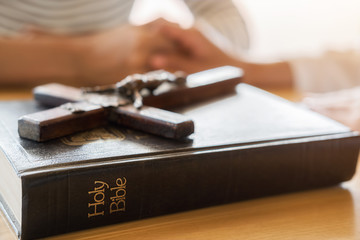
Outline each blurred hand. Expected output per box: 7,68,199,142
11,21,239,86
149,25,239,74
75,24,176,85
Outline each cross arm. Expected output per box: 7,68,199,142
18,102,193,142
33,66,243,109
18,102,107,142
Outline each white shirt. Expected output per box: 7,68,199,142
290,50,360,93
290,49,360,130
0,0,249,53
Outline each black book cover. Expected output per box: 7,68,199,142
0,84,359,239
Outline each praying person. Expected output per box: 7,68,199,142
0,0,248,87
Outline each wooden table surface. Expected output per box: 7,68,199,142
0,87,359,240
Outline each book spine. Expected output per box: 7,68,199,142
21,136,359,239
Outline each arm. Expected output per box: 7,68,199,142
0,25,176,87
290,51,360,92
239,61,293,89
0,36,82,86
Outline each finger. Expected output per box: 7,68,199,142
159,26,200,54
150,54,168,69
159,24,186,41
149,53,198,73
134,28,177,56
144,18,180,31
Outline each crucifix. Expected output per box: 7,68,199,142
18,66,243,142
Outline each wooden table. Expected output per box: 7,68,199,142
0,87,359,240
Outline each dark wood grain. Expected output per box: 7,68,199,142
33,83,82,107
18,103,107,142
110,105,194,139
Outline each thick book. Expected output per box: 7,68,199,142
0,84,359,240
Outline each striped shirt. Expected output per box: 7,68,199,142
0,0,249,52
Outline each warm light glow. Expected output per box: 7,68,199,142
235,0,360,60
130,0,360,60
129,0,194,28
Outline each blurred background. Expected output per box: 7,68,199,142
129,0,360,61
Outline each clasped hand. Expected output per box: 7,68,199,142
77,19,237,85
4,19,236,87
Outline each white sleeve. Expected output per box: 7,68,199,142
184,0,249,56
303,86,360,131
289,50,360,93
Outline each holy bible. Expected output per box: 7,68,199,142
0,84,359,240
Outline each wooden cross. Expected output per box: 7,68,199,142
18,66,243,142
